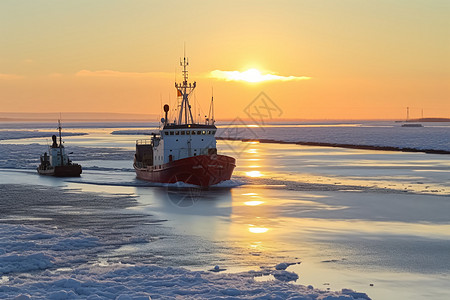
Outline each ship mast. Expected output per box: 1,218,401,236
208,87,215,125
58,119,62,147
175,53,196,125
58,119,63,166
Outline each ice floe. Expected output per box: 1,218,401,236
0,130,86,141
217,125,450,152
0,185,371,299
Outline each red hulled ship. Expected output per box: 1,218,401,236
133,56,235,187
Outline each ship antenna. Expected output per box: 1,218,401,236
58,118,62,147
175,46,196,125
160,93,164,125
211,88,214,124
208,87,215,125
58,118,63,166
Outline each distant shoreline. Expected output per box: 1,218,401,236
217,137,450,155
0,118,157,122
1,114,449,123
396,117,450,123
0,112,158,122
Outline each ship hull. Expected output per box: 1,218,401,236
37,165,82,177
134,154,235,187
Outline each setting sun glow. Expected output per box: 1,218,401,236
210,69,310,83
0,1,447,120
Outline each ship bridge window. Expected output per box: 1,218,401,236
207,130,210,134
197,130,201,135
164,131,168,135
202,130,206,135
181,131,185,135
170,131,174,135
192,131,196,135
175,131,180,135
212,130,216,134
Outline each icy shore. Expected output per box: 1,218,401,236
216,124,450,153
0,223,370,300
1,262,370,299
0,184,370,299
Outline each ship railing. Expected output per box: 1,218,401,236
136,139,152,145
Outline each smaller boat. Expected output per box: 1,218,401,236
400,107,424,127
37,120,82,177
401,123,423,127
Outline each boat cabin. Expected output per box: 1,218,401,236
136,124,217,168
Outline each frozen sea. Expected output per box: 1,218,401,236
0,120,449,299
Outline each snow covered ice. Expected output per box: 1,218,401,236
1,121,450,299
216,121,450,152
0,130,86,141
0,185,370,300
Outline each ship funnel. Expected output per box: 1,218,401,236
163,104,169,125
51,135,58,148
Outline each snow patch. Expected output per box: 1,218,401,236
0,253,53,275
272,270,299,282
212,179,245,188
50,237,100,251
0,223,371,299
111,130,154,136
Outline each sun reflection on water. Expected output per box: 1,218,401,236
250,241,261,247
248,226,269,234
244,201,264,206
246,171,262,177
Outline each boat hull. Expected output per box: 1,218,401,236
134,154,235,187
37,165,82,177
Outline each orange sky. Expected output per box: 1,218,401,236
1,0,449,120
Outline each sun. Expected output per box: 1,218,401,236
210,69,311,83
239,69,264,82
221,68,265,83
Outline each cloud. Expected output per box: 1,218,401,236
0,73,23,80
75,70,172,78
210,69,310,83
